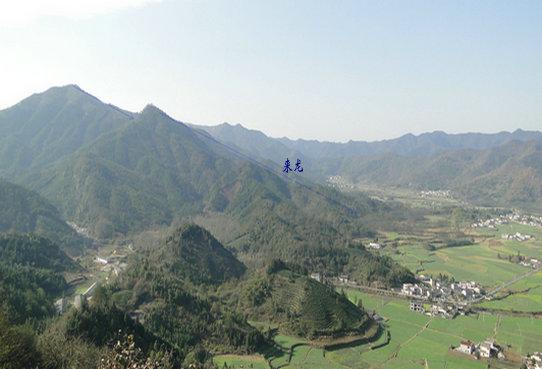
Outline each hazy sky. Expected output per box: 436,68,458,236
1,0,541,142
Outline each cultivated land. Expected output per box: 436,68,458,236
214,290,542,369
212,195,542,369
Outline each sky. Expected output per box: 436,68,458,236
0,0,541,142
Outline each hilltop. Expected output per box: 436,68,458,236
139,223,246,285
240,261,375,339
113,224,266,355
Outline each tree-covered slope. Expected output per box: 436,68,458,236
1,86,413,287
240,261,374,339
113,224,265,355
191,122,307,168
328,140,542,210
143,224,246,285
0,85,132,177
0,234,76,323
0,179,88,254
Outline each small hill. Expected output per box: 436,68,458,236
114,225,265,355
243,262,373,339
146,224,246,285
0,179,88,255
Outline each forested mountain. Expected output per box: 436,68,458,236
113,224,266,358
196,122,542,210
0,85,413,287
190,122,307,167
195,122,542,159
324,140,542,210
0,234,76,324
139,224,246,285
0,179,88,254
279,129,542,158
0,85,132,177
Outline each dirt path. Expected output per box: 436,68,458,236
492,315,501,339
381,318,433,366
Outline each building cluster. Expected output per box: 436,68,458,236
524,352,542,369
419,190,452,198
401,276,485,302
367,242,382,250
326,175,355,190
455,339,505,360
408,301,464,319
519,257,542,269
67,221,93,238
471,212,542,229
471,215,509,229
501,232,534,242
94,252,128,277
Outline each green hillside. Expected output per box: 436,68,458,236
0,85,132,177
0,86,413,288
140,223,246,285
328,140,542,210
0,179,88,255
0,234,75,323
113,224,266,355
241,262,374,339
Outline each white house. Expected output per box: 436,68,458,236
457,340,475,355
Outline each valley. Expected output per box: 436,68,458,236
0,86,541,369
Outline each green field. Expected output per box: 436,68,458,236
213,354,269,369
222,289,541,369
385,241,527,287
381,222,542,289
478,271,542,312
218,222,542,369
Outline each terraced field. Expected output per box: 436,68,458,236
217,289,541,369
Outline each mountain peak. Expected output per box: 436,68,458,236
44,84,102,102
140,103,172,119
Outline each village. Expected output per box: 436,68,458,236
402,275,485,301
401,276,485,318
454,339,505,360
419,189,453,199
502,232,534,242
455,341,542,368
471,212,542,230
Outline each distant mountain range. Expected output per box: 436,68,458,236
194,122,542,210
194,122,542,159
